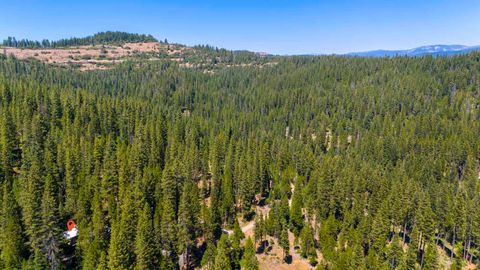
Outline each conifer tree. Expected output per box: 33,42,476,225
214,234,232,270
221,167,236,226
202,240,217,270
370,201,391,253
101,136,119,219
160,191,177,269
421,241,439,270
230,218,244,269
135,203,158,270
351,243,366,270
387,234,403,270
39,177,61,270
451,192,467,261
241,238,259,270
290,181,304,237
20,115,45,253
254,214,264,245
405,244,418,269
64,145,78,214
300,223,316,260
177,181,200,269
0,110,19,181
108,183,139,270
450,257,464,270
416,193,436,245
279,225,290,261
237,155,254,214
0,181,24,269
82,189,107,270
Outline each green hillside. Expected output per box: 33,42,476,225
0,44,479,269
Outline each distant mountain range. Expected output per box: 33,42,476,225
346,44,480,57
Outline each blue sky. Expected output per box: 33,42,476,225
1,0,480,54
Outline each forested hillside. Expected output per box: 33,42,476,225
2,31,158,48
0,33,274,71
0,47,479,270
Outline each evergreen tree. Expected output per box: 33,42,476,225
405,245,417,270
0,181,24,269
177,181,200,269
0,110,19,181
351,243,366,270
254,214,264,245
159,166,178,268
214,234,232,270
237,155,254,215
202,240,217,270
39,177,61,270
449,256,463,270
135,203,158,270
290,181,304,237
230,218,244,269
370,201,391,253
300,223,316,262
240,238,259,270
101,136,119,220
421,241,439,270
451,192,467,261
387,234,403,270
221,167,236,226
108,184,139,270
20,115,45,253
279,225,290,261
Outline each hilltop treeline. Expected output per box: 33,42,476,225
1,31,158,48
0,52,479,270
191,44,271,65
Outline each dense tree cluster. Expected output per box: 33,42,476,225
0,46,479,269
1,31,158,48
190,45,271,65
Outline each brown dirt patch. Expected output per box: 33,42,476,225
0,42,162,70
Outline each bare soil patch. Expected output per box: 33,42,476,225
1,42,162,70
